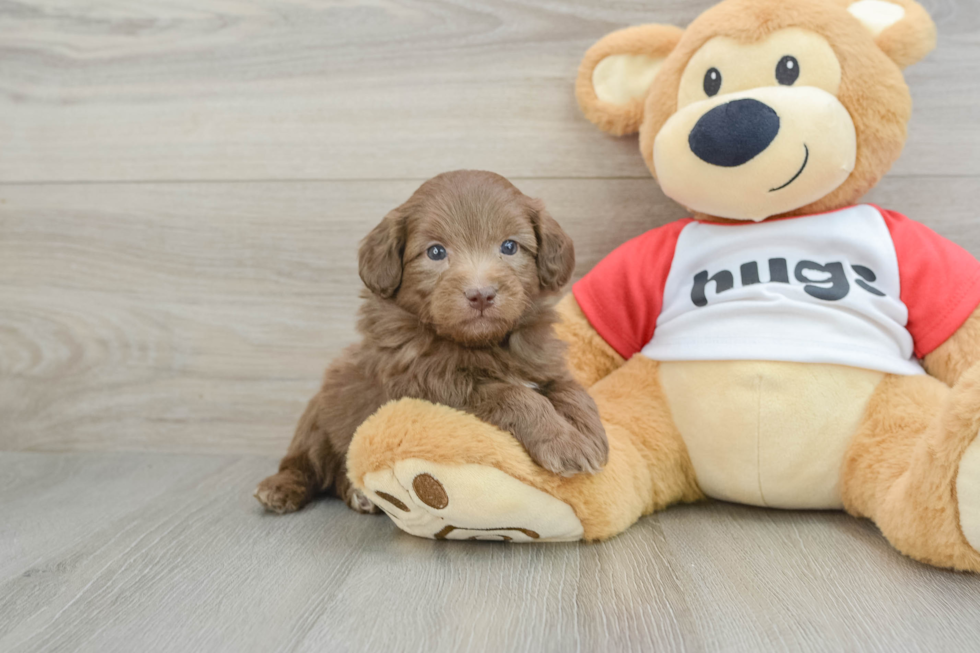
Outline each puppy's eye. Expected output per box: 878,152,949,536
776,56,799,85
500,240,518,256
426,244,447,261
703,68,721,97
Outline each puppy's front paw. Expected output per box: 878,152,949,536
527,426,608,477
346,489,380,514
254,472,311,514
336,475,380,514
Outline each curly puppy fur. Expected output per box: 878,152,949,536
255,171,608,514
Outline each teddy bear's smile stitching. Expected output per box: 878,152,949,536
769,144,809,192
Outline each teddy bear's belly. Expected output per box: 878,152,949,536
658,360,884,509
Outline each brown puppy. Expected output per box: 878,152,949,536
255,170,608,514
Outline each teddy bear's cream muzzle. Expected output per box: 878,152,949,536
653,86,857,222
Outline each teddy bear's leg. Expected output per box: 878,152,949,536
557,355,703,538
841,364,980,571
347,355,702,542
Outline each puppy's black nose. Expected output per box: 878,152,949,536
688,98,780,167
465,286,496,311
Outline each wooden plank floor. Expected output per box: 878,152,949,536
2,451,980,653
2,0,980,651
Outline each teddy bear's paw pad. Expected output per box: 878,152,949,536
956,433,980,553
361,458,583,542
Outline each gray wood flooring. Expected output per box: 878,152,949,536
2,0,980,650
2,452,979,653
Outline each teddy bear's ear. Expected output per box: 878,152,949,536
576,24,685,137
845,0,936,68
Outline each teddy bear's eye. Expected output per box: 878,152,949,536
703,67,722,97
776,55,800,85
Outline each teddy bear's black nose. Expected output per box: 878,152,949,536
688,99,780,167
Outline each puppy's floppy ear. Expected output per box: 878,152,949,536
845,0,936,68
527,198,575,292
358,206,407,298
576,24,685,137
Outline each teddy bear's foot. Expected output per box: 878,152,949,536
359,458,584,542
349,361,706,544
956,433,980,554
843,367,980,571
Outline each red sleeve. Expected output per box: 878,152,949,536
572,219,691,359
878,207,980,358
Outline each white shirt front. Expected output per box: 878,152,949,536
641,205,921,375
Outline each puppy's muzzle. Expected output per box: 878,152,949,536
465,286,497,311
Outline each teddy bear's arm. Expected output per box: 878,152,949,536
554,294,625,387
922,306,980,386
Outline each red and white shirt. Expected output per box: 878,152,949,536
573,204,980,376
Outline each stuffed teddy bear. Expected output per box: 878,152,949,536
346,0,980,572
